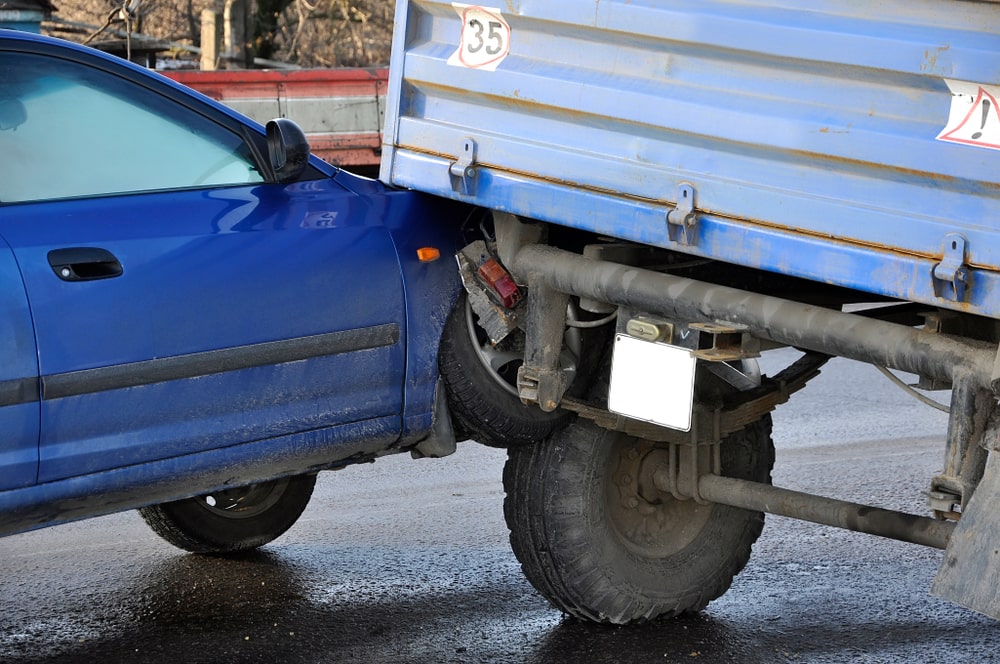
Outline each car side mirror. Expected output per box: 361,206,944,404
265,118,311,183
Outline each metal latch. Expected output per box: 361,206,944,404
932,234,969,302
449,137,478,195
666,183,697,245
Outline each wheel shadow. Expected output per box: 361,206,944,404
0,545,549,663
529,612,773,664
529,604,1000,664
3,542,999,664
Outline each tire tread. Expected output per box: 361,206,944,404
139,474,316,555
504,417,773,624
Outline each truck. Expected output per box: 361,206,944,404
378,0,1000,624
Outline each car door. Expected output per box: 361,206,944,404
0,43,405,483
0,234,40,491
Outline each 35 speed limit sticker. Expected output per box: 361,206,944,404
447,4,510,71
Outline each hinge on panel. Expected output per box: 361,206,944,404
932,233,970,302
449,137,478,195
666,183,698,245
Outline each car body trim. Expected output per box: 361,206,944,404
0,377,40,408
40,323,401,400
0,414,401,538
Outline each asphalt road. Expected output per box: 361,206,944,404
2,351,999,663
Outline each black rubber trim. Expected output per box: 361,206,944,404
41,323,400,400
0,377,40,407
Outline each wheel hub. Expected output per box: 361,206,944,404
195,478,290,520
606,437,713,558
465,298,582,397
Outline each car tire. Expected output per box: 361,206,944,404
503,415,774,624
439,292,603,448
139,474,316,554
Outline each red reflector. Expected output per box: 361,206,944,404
478,258,522,308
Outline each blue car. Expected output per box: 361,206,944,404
0,29,471,552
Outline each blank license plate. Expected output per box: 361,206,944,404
608,334,696,432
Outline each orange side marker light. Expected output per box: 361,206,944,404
417,247,441,262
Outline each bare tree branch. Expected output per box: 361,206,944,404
47,0,393,68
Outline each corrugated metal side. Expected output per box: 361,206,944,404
380,0,1000,318
167,69,387,166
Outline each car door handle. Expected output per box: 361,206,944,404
47,247,124,281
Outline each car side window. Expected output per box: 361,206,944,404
0,51,265,204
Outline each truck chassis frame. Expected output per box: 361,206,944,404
487,213,1000,620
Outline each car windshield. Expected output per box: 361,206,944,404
0,51,264,204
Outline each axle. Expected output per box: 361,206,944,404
654,471,955,549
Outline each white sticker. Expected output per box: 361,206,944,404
937,79,1000,151
447,4,510,71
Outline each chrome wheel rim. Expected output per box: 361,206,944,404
464,298,582,397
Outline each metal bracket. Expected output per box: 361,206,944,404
666,183,698,245
653,440,722,505
516,282,571,412
928,490,962,521
917,311,960,390
932,234,970,302
561,351,828,445
516,365,573,412
688,321,761,362
449,137,478,195
927,370,994,519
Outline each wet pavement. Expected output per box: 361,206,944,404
2,352,999,663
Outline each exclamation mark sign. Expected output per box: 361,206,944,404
972,99,991,140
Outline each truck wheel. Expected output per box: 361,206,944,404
139,474,316,554
439,293,586,448
503,415,773,624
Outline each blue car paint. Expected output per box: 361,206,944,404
0,30,468,536
0,237,39,491
4,415,403,536
5,182,408,483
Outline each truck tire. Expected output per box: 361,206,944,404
439,293,583,448
139,474,316,554
503,415,774,624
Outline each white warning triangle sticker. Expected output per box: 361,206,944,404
937,79,1000,151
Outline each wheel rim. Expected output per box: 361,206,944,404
463,298,582,397
192,478,290,520
605,435,713,558
605,361,763,558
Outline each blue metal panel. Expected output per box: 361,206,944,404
337,174,466,445
0,182,407,482
0,239,39,490
381,1,1000,317
0,415,401,537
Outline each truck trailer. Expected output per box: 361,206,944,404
379,0,1000,623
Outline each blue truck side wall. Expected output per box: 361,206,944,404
380,1,1000,318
